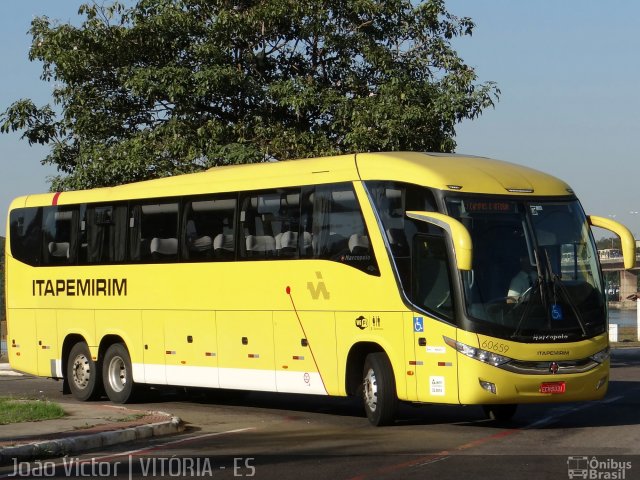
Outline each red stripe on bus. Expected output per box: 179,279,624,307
52,192,61,205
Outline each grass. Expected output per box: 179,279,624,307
0,397,65,425
110,413,145,422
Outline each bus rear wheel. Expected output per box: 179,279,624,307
362,352,397,426
102,343,137,403
67,342,102,401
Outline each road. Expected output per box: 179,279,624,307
1,348,639,479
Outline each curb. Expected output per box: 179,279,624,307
0,415,184,465
611,342,640,349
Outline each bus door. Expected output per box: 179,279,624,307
410,312,459,403
410,235,459,403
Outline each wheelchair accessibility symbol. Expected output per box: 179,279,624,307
413,317,424,333
551,304,563,321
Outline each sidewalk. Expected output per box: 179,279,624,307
0,363,183,466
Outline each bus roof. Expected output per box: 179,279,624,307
13,152,573,208
356,152,572,196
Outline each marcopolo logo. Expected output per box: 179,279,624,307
567,456,632,479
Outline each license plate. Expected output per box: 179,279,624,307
540,381,566,394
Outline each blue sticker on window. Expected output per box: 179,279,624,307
551,304,563,321
413,316,424,333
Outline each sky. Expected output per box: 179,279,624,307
0,1,639,238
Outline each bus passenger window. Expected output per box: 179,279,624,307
183,196,237,261
78,205,87,263
42,206,79,265
274,191,301,258
305,183,378,275
85,205,127,264
130,202,179,262
9,207,43,266
240,188,301,259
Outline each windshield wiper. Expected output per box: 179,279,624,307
511,249,548,340
510,276,542,340
544,250,588,337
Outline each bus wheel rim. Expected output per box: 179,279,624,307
108,356,127,393
364,367,378,413
71,354,91,389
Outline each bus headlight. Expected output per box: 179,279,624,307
443,336,512,367
589,347,610,364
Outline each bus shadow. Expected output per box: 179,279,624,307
140,386,492,426
131,362,640,429
140,386,502,427
452,380,640,430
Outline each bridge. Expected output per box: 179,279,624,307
599,254,640,307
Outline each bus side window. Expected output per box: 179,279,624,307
239,188,301,260
308,183,379,275
274,189,301,258
183,196,237,261
366,180,439,292
9,207,43,266
240,194,275,258
42,206,79,266
139,202,179,262
85,204,128,264
299,188,315,258
412,235,453,320
79,205,87,263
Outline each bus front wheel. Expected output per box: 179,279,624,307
102,343,136,403
67,342,102,401
362,352,397,426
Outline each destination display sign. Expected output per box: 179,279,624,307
464,200,517,213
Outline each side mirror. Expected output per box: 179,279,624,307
588,215,636,269
406,211,473,270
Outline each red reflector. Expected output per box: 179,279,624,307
540,381,566,394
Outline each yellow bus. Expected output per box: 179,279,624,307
5,152,635,426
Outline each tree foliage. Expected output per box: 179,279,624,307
1,0,499,190
596,237,621,251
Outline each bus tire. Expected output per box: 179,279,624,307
483,404,518,421
67,342,102,401
362,352,397,426
102,343,136,403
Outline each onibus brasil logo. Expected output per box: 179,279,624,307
567,456,632,479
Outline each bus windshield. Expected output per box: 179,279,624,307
446,196,606,342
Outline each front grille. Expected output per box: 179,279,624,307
499,357,599,375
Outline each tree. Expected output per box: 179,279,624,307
596,237,621,251
1,0,499,191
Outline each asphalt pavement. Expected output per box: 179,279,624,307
0,359,183,466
